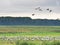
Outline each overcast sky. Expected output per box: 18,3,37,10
0,0,60,19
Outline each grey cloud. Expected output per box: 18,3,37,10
11,0,60,6
0,0,60,13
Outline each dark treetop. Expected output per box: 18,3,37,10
0,17,60,26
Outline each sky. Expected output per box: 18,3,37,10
0,0,60,19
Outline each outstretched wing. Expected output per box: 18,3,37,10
46,8,49,10
35,7,40,10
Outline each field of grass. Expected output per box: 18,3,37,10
0,26,60,45
0,26,60,37
0,40,60,45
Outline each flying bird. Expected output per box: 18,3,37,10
39,9,43,11
35,7,43,11
32,14,35,16
46,8,52,12
46,8,49,10
49,10,52,12
35,7,40,10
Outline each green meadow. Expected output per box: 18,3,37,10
0,26,60,45
0,26,60,36
0,39,60,45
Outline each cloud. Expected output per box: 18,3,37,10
0,0,60,13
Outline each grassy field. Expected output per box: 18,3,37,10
0,26,60,45
0,26,60,36
0,40,60,45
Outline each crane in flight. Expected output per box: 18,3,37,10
32,7,52,16
46,8,52,12
35,7,43,11
32,13,35,16
35,7,40,10
49,10,52,12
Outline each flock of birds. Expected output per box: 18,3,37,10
32,7,52,16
